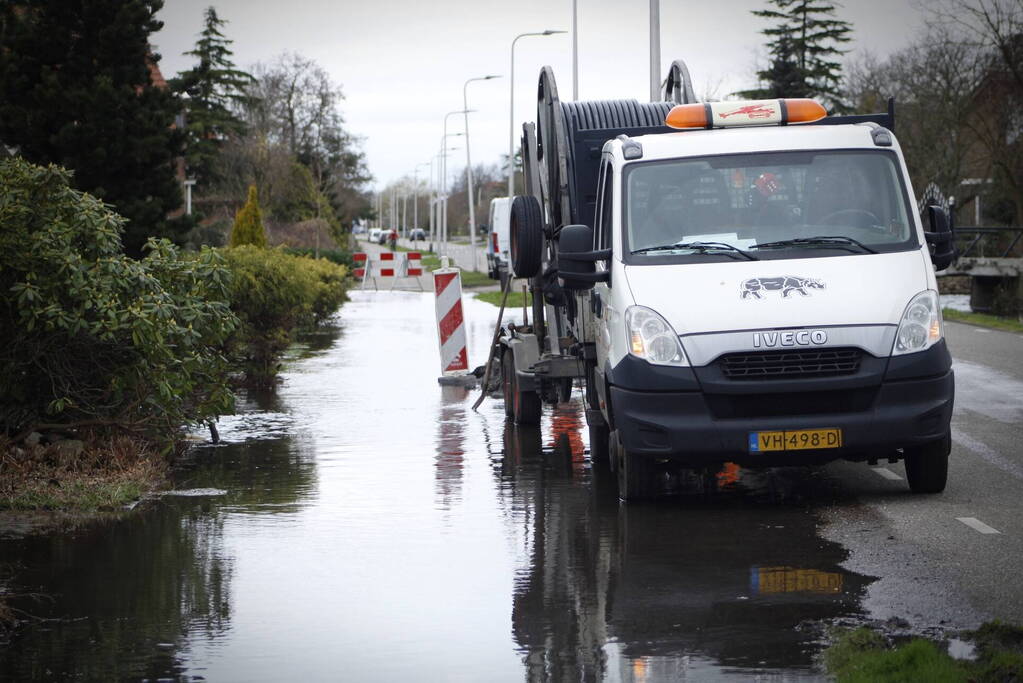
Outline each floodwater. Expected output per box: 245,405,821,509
0,291,873,682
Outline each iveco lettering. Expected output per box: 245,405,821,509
492,60,957,501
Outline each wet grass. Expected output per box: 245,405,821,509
0,435,166,512
474,290,533,308
824,622,1023,682
942,308,1023,333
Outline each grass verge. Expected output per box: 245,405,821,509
824,623,1023,682
942,308,1023,333
475,290,534,308
0,435,166,512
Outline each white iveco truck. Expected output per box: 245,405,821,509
495,61,956,501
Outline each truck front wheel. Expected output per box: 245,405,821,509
613,430,657,501
904,431,950,494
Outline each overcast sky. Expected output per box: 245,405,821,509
153,0,932,192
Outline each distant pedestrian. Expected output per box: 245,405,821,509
388,229,397,251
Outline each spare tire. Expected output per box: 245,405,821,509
510,195,543,278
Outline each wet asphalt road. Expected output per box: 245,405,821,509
0,293,1020,681
820,320,1023,628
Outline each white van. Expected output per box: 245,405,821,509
486,197,512,283
556,99,956,499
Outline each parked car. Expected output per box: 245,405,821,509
368,227,383,243
409,228,427,240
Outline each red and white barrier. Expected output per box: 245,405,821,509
405,252,423,277
376,251,396,278
389,252,424,291
353,251,423,291
433,264,468,374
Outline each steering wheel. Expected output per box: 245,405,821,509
819,209,883,229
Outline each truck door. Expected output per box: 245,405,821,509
593,157,613,398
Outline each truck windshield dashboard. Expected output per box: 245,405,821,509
624,150,916,260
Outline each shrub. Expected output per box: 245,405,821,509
283,247,354,269
0,159,238,439
220,247,347,385
229,185,267,248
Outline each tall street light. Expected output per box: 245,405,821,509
442,110,472,255
464,75,501,272
649,0,661,102
509,29,566,197
413,161,430,243
437,132,463,254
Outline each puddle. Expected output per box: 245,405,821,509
0,292,872,681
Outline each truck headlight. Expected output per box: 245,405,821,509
893,290,943,356
625,306,688,366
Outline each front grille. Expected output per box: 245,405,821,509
719,348,862,380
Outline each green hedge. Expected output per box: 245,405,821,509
283,247,354,269
220,246,348,386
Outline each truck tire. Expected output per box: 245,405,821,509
613,430,657,501
501,349,514,417
511,354,542,425
904,431,950,494
510,195,543,278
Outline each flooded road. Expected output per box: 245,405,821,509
3,291,881,681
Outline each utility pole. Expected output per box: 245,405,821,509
572,0,578,100
649,0,660,102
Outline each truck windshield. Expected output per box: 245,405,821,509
625,150,916,258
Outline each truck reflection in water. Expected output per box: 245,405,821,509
494,398,871,681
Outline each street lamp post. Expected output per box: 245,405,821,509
509,29,566,197
432,145,459,253
441,111,470,255
463,75,500,272
649,0,660,102
413,161,430,245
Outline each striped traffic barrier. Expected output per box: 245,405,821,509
353,252,370,288
433,260,468,375
389,252,424,292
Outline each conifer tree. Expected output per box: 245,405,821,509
171,7,253,189
230,186,267,248
0,0,187,256
738,0,852,109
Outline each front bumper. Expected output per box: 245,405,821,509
608,343,954,467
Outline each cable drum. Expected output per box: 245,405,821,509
535,68,675,233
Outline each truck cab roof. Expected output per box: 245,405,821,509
613,122,894,164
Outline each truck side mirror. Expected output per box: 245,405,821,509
558,224,610,291
923,205,956,271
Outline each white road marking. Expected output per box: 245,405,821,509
956,517,1001,535
872,467,903,481
974,328,991,333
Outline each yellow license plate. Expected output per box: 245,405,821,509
749,428,842,452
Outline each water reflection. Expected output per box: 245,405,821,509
434,385,469,511
0,371,322,680
496,399,870,681
0,500,231,681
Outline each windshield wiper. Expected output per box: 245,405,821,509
631,241,759,261
752,235,878,254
